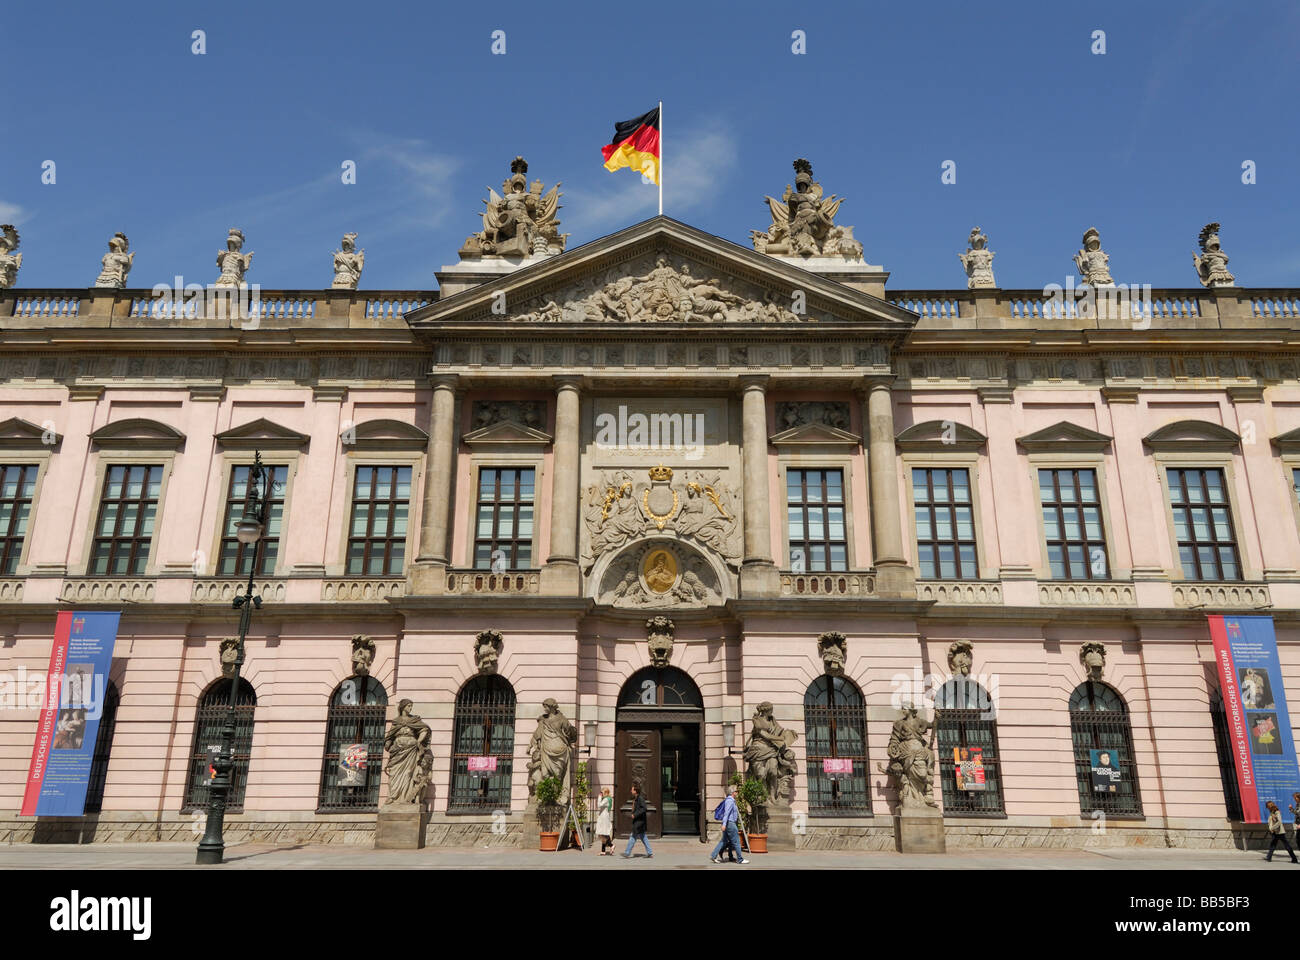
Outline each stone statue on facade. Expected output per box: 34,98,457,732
460,156,565,258
383,699,433,803
646,616,675,667
743,701,799,804
331,233,365,289
958,227,996,289
1193,222,1235,287
475,629,503,675
0,225,22,290
215,228,253,287
818,631,847,675
1080,641,1106,680
947,640,973,677
1074,228,1114,286
351,635,376,677
751,159,864,260
879,704,938,810
526,698,577,802
94,232,135,288
219,637,240,678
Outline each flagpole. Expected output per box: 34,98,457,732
658,99,663,216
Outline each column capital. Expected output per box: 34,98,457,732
552,374,585,392
857,374,897,395
428,373,460,392
737,374,770,393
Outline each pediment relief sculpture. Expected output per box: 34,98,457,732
751,158,864,261
506,253,811,324
460,156,566,259
472,400,545,431
776,401,851,431
596,540,724,610
582,465,741,570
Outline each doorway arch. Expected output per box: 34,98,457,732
615,666,704,840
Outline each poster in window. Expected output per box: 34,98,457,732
468,755,497,779
1090,749,1122,793
339,743,368,786
953,747,987,791
822,758,854,781
1209,615,1300,823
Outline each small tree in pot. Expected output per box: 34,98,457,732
535,775,564,850
729,771,770,852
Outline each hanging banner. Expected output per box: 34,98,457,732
822,758,854,780
338,744,368,786
1208,614,1300,824
468,755,497,779
21,611,120,817
954,747,987,791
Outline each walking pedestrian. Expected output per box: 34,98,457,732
710,783,749,864
621,783,653,858
595,787,614,855
1265,800,1298,863
1291,792,1300,849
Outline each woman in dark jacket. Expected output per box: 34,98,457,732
621,783,653,858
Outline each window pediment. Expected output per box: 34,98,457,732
89,418,185,451
1271,427,1300,453
769,422,861,448
0,416,62,450
1143,420,1240,452
215,417,310,451
345,419,429,451
1016,421,1112,452
895,419,987,452
462,420,553,447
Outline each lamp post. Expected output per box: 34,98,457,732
196,452,268,865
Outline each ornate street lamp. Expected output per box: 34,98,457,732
196,452,268,865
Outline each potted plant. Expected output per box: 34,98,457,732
535,775,563,851
730,772,770,853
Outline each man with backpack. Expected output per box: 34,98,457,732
710,784,748,864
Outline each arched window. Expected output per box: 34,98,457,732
1208,688,1244,821
184,678,256,813
618,667,703,709
935,678,1005,816
803,675,870,815
84,681,121,814
1069,681,1142,816
448,675,517,811
318,676,388,811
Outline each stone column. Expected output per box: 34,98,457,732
407,374,459,595
860,376,914,598
739,376,779,596
541,376,582,594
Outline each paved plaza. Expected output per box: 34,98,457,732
0,839,1291,870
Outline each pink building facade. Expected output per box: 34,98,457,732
2,214,1299,849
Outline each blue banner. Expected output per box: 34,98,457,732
22,611,120,817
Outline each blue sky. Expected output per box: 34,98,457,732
2,0,1298,291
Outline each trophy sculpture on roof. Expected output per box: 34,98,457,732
459,156,567,258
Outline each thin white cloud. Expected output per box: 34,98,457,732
0,201,28,225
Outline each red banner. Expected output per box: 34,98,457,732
20,612,72,816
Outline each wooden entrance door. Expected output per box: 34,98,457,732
615,727,661,837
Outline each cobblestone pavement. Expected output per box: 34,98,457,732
0,839,1290,869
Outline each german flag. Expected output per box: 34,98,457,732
601,107,660,184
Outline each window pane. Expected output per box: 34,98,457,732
1205,470,1225,503
915,510,932,540
958,544,977,576
1077,470,1097,502
1082,506,1102,539
938,544,956,579
912,471,928,504
1211,507,1231,540
1038,470,1055,503
955,506,973,539
1059,477,1078,503
1042,508,1060,540
1062,508,1082,540
918,545,936,579
935,507,952,540
1048,544,1066,579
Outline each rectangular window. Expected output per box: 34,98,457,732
473,467,535,569
786,468,847,572
912,467,978,579
346,465,412,576
1166,467,1241,581
0,464,37,576
217,464,288,577
1038,468,1108,579
91,465,163,575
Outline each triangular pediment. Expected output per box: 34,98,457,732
770,422,861,447
89,418,185,451
0,417,62,450
462,420,553,447
1143,420,1240,451
215,417,310,451
895,420,987,451
408,217,917,332
1017,421,1113,452
346,418,428,451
